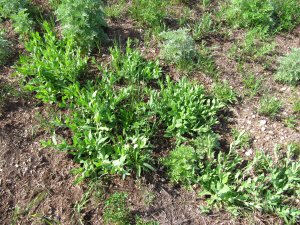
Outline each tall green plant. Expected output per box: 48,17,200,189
55,0,107,49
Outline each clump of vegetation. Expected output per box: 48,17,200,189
159,29,198,70
258,96,282,118
229,27,275,61
0,30,11,65
104,0,127,20
213,81,237,104
163,145,198,185
242,73,263,97
17,22,88,103
103,192,129,225
223,0,300,32
151,76,223,142
164,135,300,222
130,0,166,30
192,13,215,41
55,0,107,50
275,48,300,85
0,0,34,36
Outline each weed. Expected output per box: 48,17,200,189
231,129,251,149
130,0,166,30
164,135,300,222
10,8,33,35
55,0,107,50
292,98,300,114
212,81,237,104
223,0,300,32
242,73,263,97
163,145,198,185
151,76,223,142
258,96,282,118
229,27,275,61
283,115,298,129
0,0,28,17
192,13,215,41
0,30,11,65
159,29,198,70
104,0,127,19
135,216,159,225
103,192,129,225
17,22,88,103
275,48,300,85
0,0,34,36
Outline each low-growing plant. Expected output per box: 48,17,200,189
275,48,300,85
231,129,251,149
163,145,198,185
292,98,300,114
103,192,129,225
242,73,263,97
192,13,215,41
104,0,127,19
212,81,237,104
258,95,282,118
10,8,33,35
151,76,223,142
164,135,300,222
17,22,88,103
135,216,159,225
159,29,198,70
0,30,11,65
55,0,107,50
283,115,298,129
0,0,28,17
229,27,275,61
0,0,34,36
130,0,166,29
223,0,300,32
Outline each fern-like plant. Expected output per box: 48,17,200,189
275,48,300,85
55,0,107,50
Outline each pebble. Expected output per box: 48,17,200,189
261,127,266,131
260,120,267,126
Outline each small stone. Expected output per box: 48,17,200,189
280,87,287,92
252,115,256,119
261,127,266,131
245,149,253,156
260,120,267,126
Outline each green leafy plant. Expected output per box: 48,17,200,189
0,30,11,65
164,134,300,222
45,41,160,180
258,95,282,118
292,98,300,114
242,73,263,97
130,0,166,29
10,8,33,35
159,29,198,70
0,0,34,36
223,0,300,32
283,115,298,129
55,0,107,50
229,27,275,61
17,21,88,103
231,129,251,149
104,0,127,19
275,48,300,85
212,81,237,104
103,192,129,225
192,13,215,41
163,145,198,185
151,76,223,142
